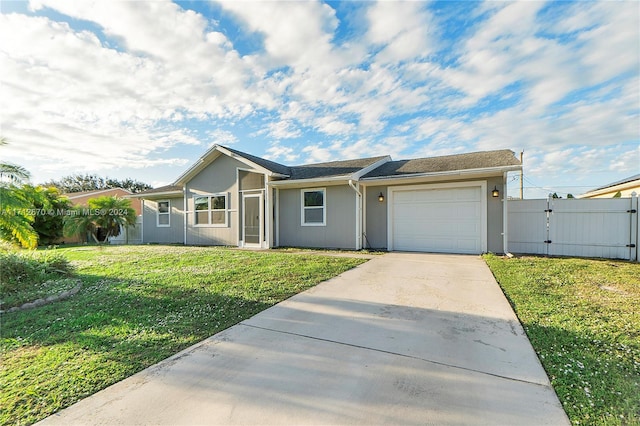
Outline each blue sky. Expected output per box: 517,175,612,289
1,0,638,198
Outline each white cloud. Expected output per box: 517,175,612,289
264,142,299,164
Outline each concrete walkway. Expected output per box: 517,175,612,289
39,253,569,425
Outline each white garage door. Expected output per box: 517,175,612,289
391,185,484,254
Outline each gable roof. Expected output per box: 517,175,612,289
174,145,290,185
362,149,521,179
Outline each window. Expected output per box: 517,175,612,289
194,194,228,226
301,188,326,226
157,200,170,227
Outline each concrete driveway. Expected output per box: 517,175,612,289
39,253,569,425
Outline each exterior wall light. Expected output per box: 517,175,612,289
378,192,385,202
492,186,500,198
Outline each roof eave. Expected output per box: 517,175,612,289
268,175,353,187
129,190,184,199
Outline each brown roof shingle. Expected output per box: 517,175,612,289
362,149,520,178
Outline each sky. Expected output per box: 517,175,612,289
1,0,638,199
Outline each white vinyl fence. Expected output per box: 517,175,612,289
508,194,638,261
109,216,143,245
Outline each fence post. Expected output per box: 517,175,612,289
631,192,638,262
545,194,553,256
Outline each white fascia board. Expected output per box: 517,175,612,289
174,146,223,185
351,156,392,180
130,190,183,199
360,165,522,185
215,145,289,178
174,145,289,186
268,175,351,187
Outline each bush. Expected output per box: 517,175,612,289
0,250,75,295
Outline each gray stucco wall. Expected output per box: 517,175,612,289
485,176,504,254
364,176,506,254
142,198,184,244
277,185,357,249
364,185,388,250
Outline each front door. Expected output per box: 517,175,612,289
243,194,262,247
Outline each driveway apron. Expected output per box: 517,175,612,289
39,253,569,425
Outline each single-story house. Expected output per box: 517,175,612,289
579,174,640,199
132,145,522,254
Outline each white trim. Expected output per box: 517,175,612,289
264,174,271,248
156,200,171,227
183,188,188,245
352,156,391,180
175,145,288,185
502,172,509,255
387,181,488,253
130,190,182,199
275,187,280,247
242,193,263,248
193,193,229,227
140,199,145,243
269,176,350,187
300,187,327,227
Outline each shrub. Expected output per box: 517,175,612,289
0,250,75,295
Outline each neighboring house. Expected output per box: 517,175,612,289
579,174,640,199
61,188,142,243
132,145,522,254
65,188,142,215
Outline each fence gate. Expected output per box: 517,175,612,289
508,195,638,261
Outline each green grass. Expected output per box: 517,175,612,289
0,250,75,308
0,245,367,426
484,255,640,426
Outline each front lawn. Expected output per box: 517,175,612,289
484,255,640,426
0,246,367,425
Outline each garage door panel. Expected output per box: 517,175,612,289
392,186,484,254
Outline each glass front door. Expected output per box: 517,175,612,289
243,194,261,246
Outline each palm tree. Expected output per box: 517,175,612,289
0,137,30,183
64,196,136,243
0,137,39,248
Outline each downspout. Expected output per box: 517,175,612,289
183,187,188,245
348,179,363,250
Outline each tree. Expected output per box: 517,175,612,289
567,194,575,199
0,137,30,183
44,174,152,194
32,187,72,245
613,191,622,198
0,137,40,249
64,196,136,243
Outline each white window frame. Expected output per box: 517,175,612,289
194,193,228,227
301,188,326,227
157,200,170,227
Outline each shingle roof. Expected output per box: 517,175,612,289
362,149,520,178
133,185,182,196
288,156,389,180
224,146,291,176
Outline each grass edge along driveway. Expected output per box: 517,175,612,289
484,254,640,426
0,246,367,426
